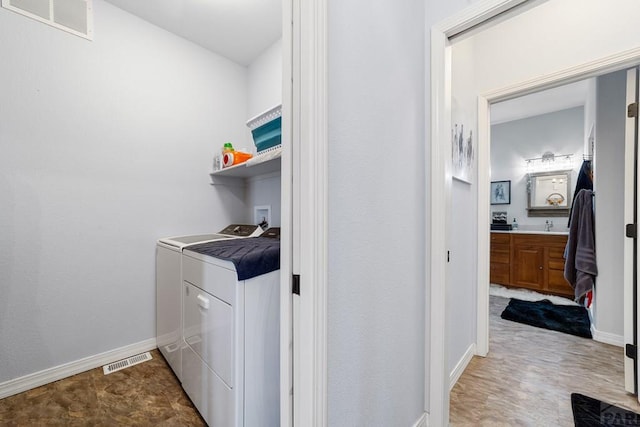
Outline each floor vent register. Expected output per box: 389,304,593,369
103,352,152,375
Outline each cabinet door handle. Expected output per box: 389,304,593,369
539,266,543,270
197,294,210,310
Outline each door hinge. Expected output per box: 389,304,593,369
626,344,637,360
626,223,637,238
628,102,638,118
292,274,300,295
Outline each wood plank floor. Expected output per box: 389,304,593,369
450,295,640,426
0,349,206,426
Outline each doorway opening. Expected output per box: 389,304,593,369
449,70,637,423
429,1,640,425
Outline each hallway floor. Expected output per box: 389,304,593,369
450,295,640,426
0,349,206,426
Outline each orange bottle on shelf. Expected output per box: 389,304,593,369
222,151,252,167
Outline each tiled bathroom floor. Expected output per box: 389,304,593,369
0,349,206,426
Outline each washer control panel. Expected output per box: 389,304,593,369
219,224,262,237
260,227,280,239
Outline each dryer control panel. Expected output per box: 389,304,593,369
260,227,280,239
219,224,262,237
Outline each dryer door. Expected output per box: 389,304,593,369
183,282,234,387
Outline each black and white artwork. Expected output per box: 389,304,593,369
490,180,511,205
491,211,508,224
451,123,474,183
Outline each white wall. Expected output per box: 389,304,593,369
327,0,426,424
490,107,585,231
449,32,479,377
455,1,640,95
247,39,282,122
244,39,282,228
0,1,249,384
448,179,477,375
594,70,626,337
585,78,597,156
246,173,281,228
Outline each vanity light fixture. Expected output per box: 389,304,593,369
526,151,573,173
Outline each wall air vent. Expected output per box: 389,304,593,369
2,0,93,40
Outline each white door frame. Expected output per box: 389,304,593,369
430,1,640,425
623,67,640,399
475,48,640,351
286,0,329,426
624,67,638,395
280,0,294,425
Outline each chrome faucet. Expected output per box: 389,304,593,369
545,220,554,232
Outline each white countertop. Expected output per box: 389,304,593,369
491,229,569,236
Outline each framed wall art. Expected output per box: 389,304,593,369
490,180,511,205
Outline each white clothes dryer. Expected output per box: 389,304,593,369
156,224,262,381
181,230,280,427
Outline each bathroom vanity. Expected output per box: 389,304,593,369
490,231,573,298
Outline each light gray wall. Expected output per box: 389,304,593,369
585,78,597,155
246,174,281,227
490,107,585,231
448,179,477,374
594,70,626,337
327,0,428,424
247,39,282,123
0,1,250,383
449,32,479,377
245,39,282,228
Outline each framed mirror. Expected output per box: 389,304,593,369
527,170,572,217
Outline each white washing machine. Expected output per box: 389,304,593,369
181,230,280,427
156,224,262,381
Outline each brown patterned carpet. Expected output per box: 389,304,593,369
0,349,206,426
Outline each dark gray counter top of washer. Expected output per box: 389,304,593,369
187,237,280,280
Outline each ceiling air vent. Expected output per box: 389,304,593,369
2,0,93,40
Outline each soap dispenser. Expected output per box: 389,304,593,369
512,218,518,230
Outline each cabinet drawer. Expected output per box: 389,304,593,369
548,246,567,271
490,263,510,285
548,246,566,260
490,233,510,244
491,244,510,264
548,259,566,270
547,269,574,297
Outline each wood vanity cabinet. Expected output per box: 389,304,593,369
490,232,574,298
489,233,511,285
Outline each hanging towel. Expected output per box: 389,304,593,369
564,189,597,302
568,160,593,227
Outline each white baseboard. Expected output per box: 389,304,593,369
591,326,624,347
412,411,428,427
0,338,157,399
449,343,476,391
